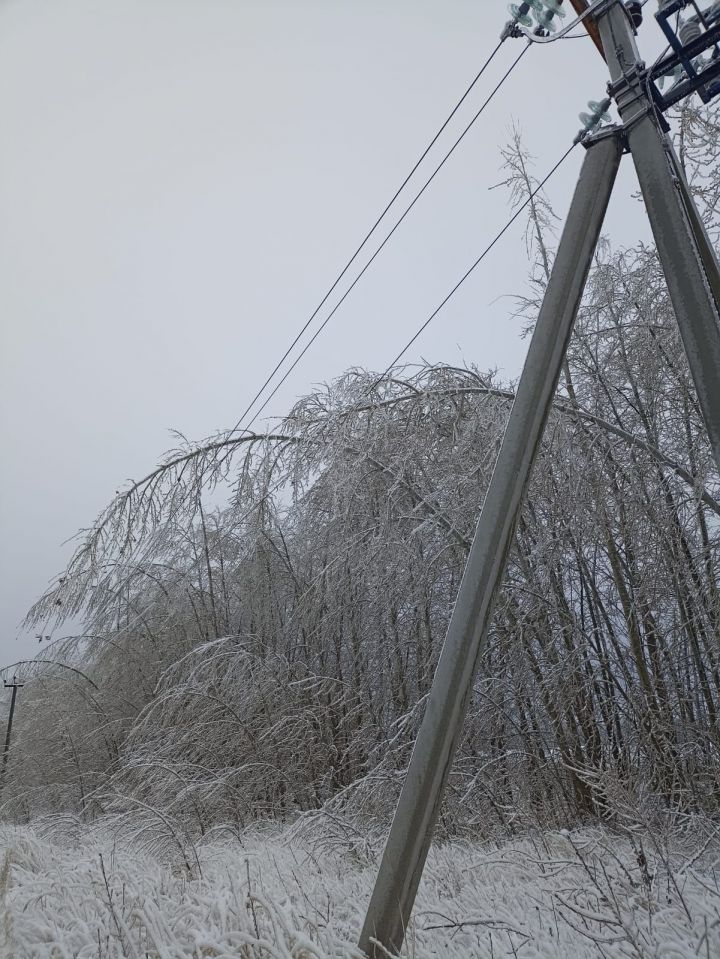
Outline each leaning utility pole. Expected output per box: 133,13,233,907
359,2,720,956
359,125,625,959
1,676,24,794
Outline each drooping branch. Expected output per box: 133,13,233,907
24,431,298,630
24,365,720,641
339,379,720,518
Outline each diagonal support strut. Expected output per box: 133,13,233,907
358,128,624,959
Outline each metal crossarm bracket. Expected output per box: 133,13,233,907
649,1,720,108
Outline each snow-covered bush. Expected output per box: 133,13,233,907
2,819,720,958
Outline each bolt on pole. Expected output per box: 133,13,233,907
358,129,623,959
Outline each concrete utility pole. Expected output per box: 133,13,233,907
359,2,720,956
595,0,720,474
1,676,24,794
358,129,623,958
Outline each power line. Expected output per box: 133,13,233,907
227,37,510,438
240,43,531,432
143,138,573,632
371,141,578,385
53,141,576,661
90,39,534,648
38,29,553,646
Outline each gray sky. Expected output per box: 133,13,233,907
0,0,665,667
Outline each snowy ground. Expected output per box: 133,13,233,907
1,818,719,957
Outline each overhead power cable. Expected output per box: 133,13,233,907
193,141,579,640
227,37,511,438
370,141,578,386
65,37,530,647
77,137,577,648
240,42,531,433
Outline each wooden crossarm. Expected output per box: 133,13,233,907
567,0,606,59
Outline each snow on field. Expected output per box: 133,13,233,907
1,818,719,957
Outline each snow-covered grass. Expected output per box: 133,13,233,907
1,818,719,957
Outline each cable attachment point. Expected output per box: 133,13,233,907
533,0,567,36
501,0,565,40
573,97,613,144
501,2,532,40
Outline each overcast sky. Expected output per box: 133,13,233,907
0,0,669,668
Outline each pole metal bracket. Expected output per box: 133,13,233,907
607,61,647,111
607,61,672,134
648,1,720,109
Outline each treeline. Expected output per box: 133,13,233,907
3,102,719,844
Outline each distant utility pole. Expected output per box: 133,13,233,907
359,2,720,956
1,676,24,794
